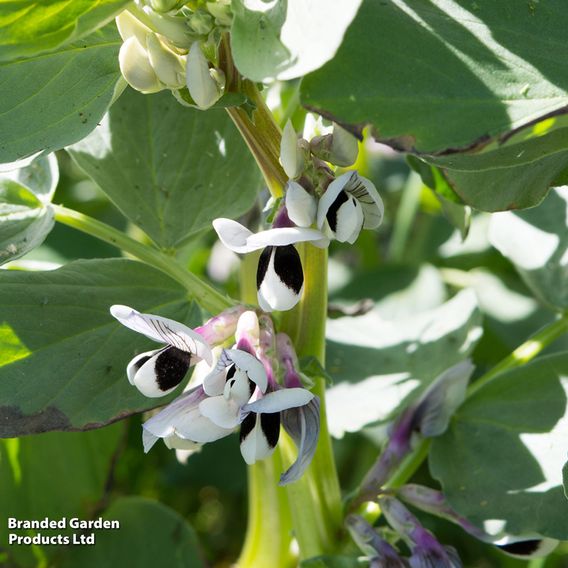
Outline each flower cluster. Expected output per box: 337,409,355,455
116,0,231,108
213,120,384,312
111,304,318,484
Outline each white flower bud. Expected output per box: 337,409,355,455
146,33,185,88
285,182,316,228
330,123,359,167
186,42,223,109
115,10,151,44
147,0,183,13
118,36,163,93
280,120,304,179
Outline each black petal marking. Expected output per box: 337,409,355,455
154,346,191,392
240,412,257,442
261,412,281,448
498,540,541,557
132,354,153,372
226,364,237,381
257,246,273,289
273,245,303,294
326,189,349,232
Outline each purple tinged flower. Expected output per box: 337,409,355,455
346,514,407,568
379,496,462,568
398,484,559,560
194,305,246,346
357,361,474,502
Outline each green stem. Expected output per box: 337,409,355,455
383,313,568,490
52,204,232,314
280,244,343,559
226,81,287,198
238,253,294,568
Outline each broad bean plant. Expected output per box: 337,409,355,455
1,1,568,567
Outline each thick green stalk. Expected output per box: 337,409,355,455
279,244,343,558
52,204,232,314
238,253,295,568
226,82,287,198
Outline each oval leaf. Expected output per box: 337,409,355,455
0,26,123,163
68,88,260,249
430,353,568,540
0,258,199,437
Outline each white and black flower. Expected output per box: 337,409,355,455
111,305,213,398
317,171,384,244
213,218,328,312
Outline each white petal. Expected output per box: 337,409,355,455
126,348,163,385
286,182,317,227
334,195,364,244
280,120,304,179
240,413,278,465
187,42,221,109
212,218,255,253
244,388,314,413
224,366,253,406
202,366,227,396
199,396,241,428
118,36,162,94
330,123,359,167
130,347,191,398
146,33,185,88
316,171,353,231
115,10,151,44
142,428,160,453
110,305,213,364
257,247,304,312
143,387,233,443
225,349,268,393
247,227,328,249
164,434,202,451
345,173,384,230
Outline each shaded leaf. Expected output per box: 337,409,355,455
0,154,58,264
430,353,568,540
58,497,205,568
0,0,130,62
302,1,568,155
325,290,482,438
0,259,199,437
489,187,568,310
0,424,124,567
0,26,123,163
231,0,362,81
68,88,260,249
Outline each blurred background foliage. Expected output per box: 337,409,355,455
1,110,567,568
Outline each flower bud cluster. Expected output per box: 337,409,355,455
115,0,231,108
110,305,320,484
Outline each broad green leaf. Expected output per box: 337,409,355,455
231,0,362,81
0,258,199,437
489,187,568,310
0,424,123,567
0,26,123,164
58,497,205,568
325,289,482,438
301,1,568,155
0,0,130,62
68,88,260,249
430,353,568,540
0,154,58,264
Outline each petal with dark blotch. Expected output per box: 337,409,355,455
239,412,280,465
279,396,320,485
257,245,304,312
129,345,192,397
126,347,163,385
110,304,212,364
496,538,558,559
